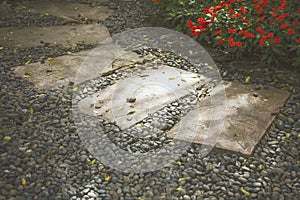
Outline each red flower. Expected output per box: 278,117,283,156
215,30,222,35
273,38,281,44
269,19,274,24
271,7,276,11
228,9,235,14
187,20,193,27
229,41,235,47
280,24,290,29
267,33,273,38
228,37,234,43
239,6,248,14
297,38,300,43
228,28,237,34
231,14,237,19
256,27,262,32
153,0,158,3
203,8,209,14
292,20,297,26
198,18,205,23
259,40,264,46
272,13,278,17
287,29,295,35
249,33,255,38
244,19,249,24
261,35,267,41
244,30,250,37
257,9,264,14
219,38,223,45
208,7,215,13
238,30,245,35
236,42,242,47
277,15,285,21
259,17,264,21
298,8,300,14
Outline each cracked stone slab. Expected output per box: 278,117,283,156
167,81,290,154
13,44,144,89
15,0,113,21
78,65,208,129
0,24,110,48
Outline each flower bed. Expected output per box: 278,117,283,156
153,0,299,67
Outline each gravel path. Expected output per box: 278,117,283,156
1,0,299,199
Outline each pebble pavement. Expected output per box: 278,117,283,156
0,0,299,199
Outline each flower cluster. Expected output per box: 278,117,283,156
153,0,300,66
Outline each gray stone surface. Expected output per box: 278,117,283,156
78,65,207,129
167,81,290,154
13,45,143,89
16,0,113,21
0,24,110,48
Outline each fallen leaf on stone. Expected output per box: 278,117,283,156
176,187,184,192
25,60,31,65
258,164,264,170
240,187,249,196
178,178,187,183
136,124,142,128
285,133,290,138
181,78,186,82
245,76,251,83
127,109,135,115
55,75,63,79
0,47,3,50
176,161,182,166
105,173,111,181
169,77,175,80
91,159,96,164
21,178,26,185
29,107,34,114
3,136,11,141
207,66,213,70
23,73,31,78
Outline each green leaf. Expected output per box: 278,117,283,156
240,187,250,196
29,107,34,114
245,76,251,83
3,136,11,141
23,73,31,78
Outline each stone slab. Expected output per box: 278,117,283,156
16,0,113,21
167,81,290,154
78,65,207,129
13,44,143,89
0,24,110,48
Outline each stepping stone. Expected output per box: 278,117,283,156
15,0,113,21
77,65,207,129
0,24,110,48
167,81,290,154
13,45,144,89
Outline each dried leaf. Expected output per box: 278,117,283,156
176,187,184,192
245,76,251,83
178,178,187,183
240,187,250,196
168,77,175,80
55,75,63,79
21,178,26,185
181,78,186,82
105,173,111,181
47,57,54,61
127,109,135,115
4,136,11,141
23,73,31,78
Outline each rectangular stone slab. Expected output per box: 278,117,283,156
167,81,290,155
0,24,110,48
16,0,113,21
78,65,209,129
13,45,143,89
